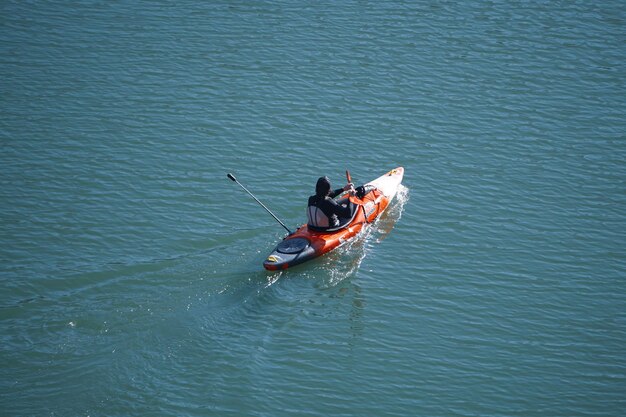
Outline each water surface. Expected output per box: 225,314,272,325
1,1,625,416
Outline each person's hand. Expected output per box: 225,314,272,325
343,183,355,192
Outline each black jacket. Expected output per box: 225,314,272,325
307,188,352,227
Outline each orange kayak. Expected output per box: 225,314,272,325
263,167,404,271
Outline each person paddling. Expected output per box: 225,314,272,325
307,176,355,230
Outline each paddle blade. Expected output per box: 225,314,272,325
227,173,237,182
346,170,352,184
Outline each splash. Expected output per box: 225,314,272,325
372,184,409,244
264,271,283,288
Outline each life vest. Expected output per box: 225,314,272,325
307,204,331,228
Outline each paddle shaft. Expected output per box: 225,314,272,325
227,173,293,235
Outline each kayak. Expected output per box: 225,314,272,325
263,167,404,271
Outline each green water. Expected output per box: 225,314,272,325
1,1,625,416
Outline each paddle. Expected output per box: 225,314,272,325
227,173,293,235
346,169,357,196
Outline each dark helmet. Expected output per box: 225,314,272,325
315,176,331,197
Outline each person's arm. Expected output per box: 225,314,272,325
328,183,354,199
328,188,344,199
